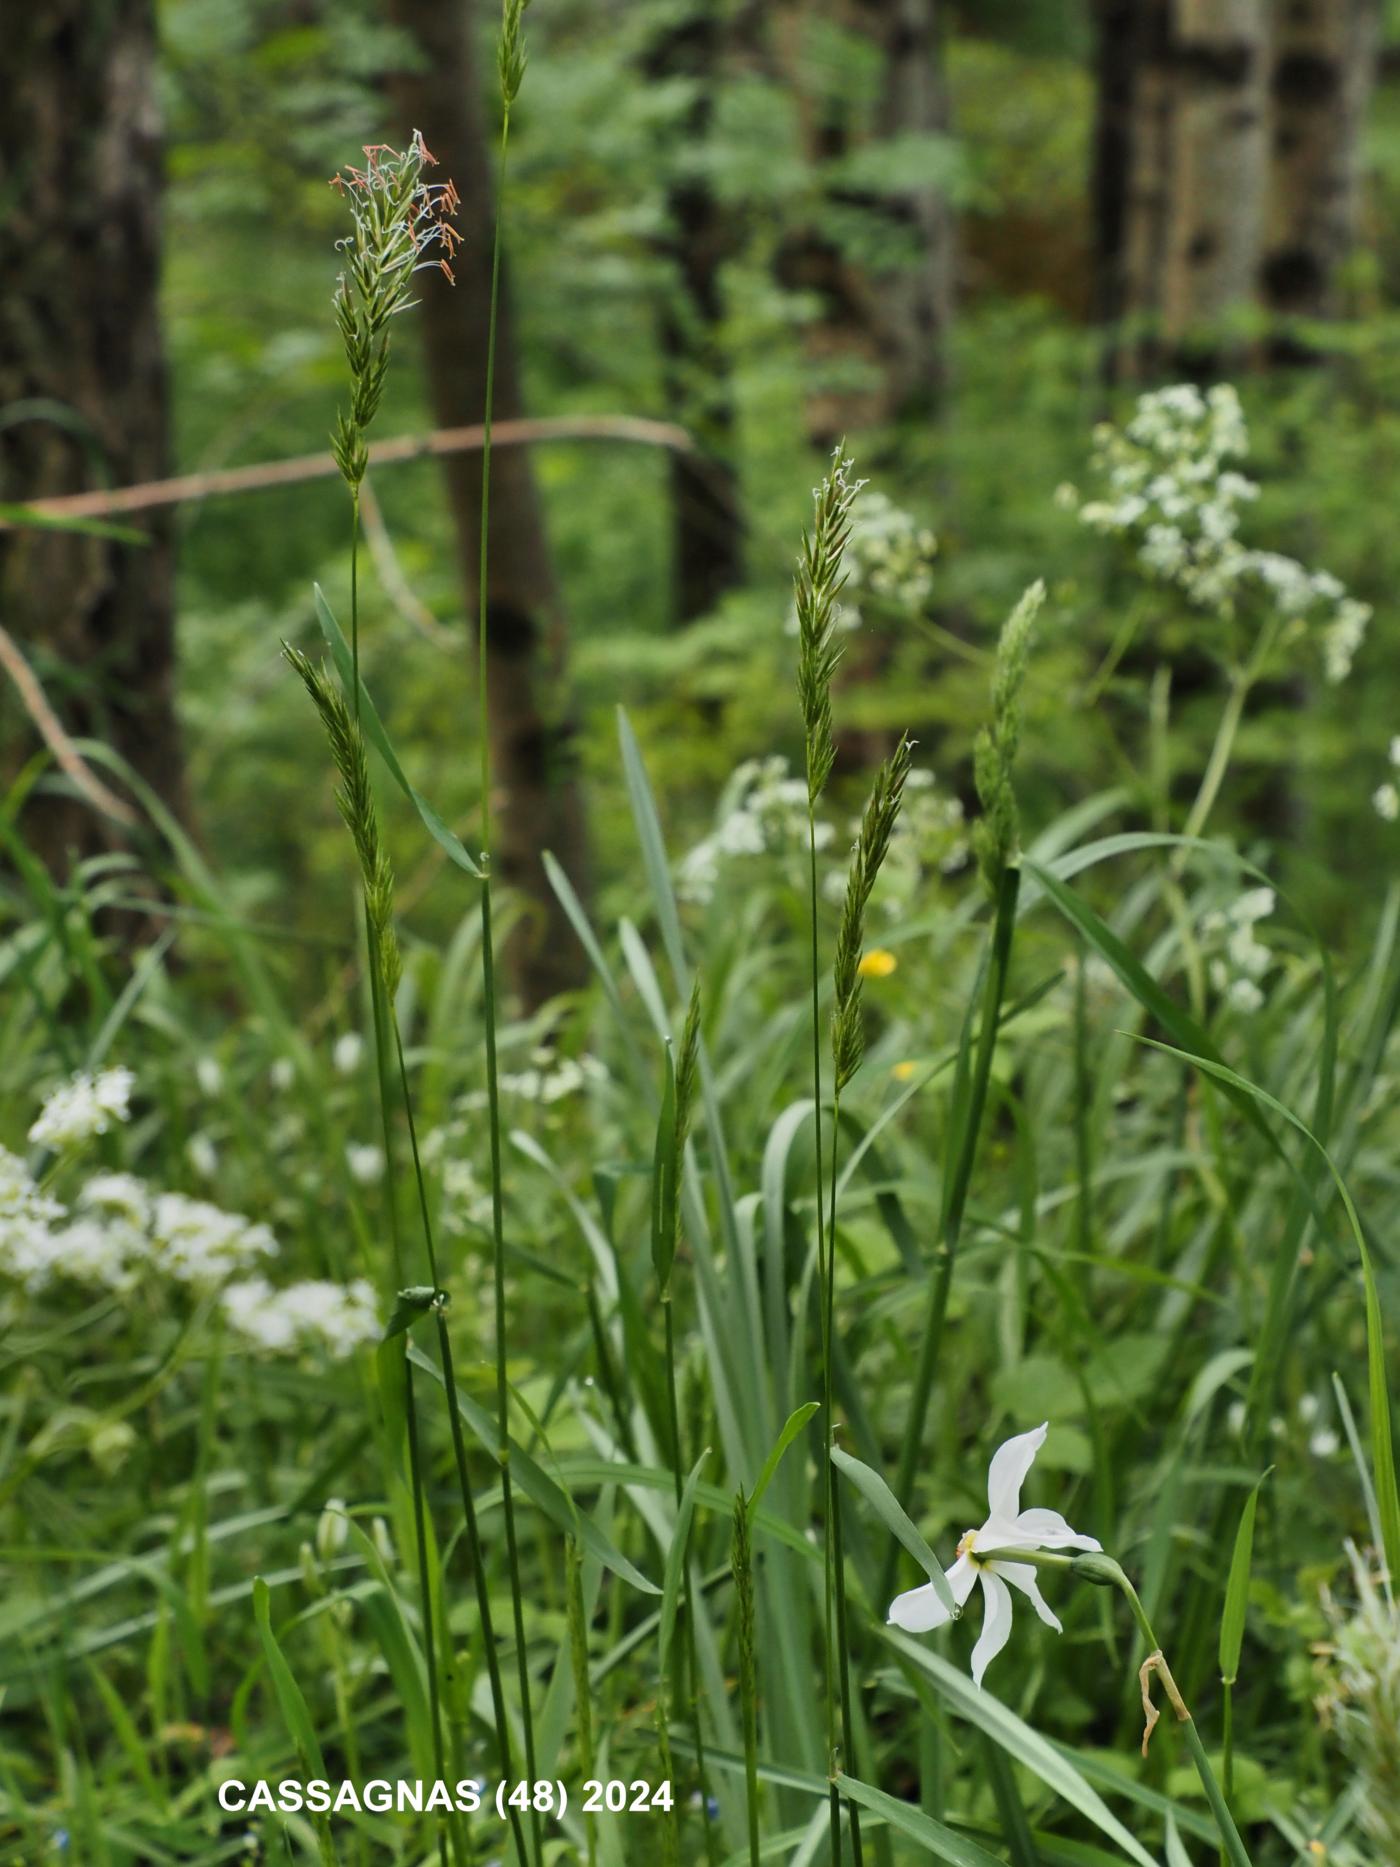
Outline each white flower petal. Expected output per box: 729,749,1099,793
986,1422,1048,1522
970,1571,1014,1687
887,1553,976,1632
995,1561,1063,1632
1011,1507,1101,1553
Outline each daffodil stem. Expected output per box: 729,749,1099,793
1059,1555,1255,1867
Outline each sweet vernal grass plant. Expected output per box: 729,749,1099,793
287,43,542,1862
793,445,868,1865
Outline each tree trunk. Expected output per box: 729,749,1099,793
1101,0,1271,374
1259,0,1380,339
0,0,187,874
382,0,589,1009
773,0,955,447
647,7,746,626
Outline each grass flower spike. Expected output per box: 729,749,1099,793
887,1423,1100,1685
329,133,459,489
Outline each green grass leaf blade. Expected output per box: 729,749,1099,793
832,1445,957,1617
1131,1034,1400,1594
408,1345,661,1595
314,582,482,878
749,1403,820,1519
251,1576,326,1779
885,1630,1160,1867
834,1774,1008,1867
658,1451,708,1679
1219,1468,1270,1686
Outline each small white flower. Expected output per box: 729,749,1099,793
187,1133,219,1180
316,1498,350,1560
29,1067,135,1151
1226,978,1265,1015
1375,784,1399,823
1297,1393,1320,1425
346,1143,384,1185
196,1057,224,1096
1310,1428,1340,1458
79,1172,151,1227
333,1032,365,1075
887,1423,1100,1687
270,1058,296,1092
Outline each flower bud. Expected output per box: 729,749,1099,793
316,1498,349,1563
1070,1552,1127,1589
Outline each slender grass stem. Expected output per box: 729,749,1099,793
350,489,361,724
475,83,543,1867
732,1492,761,1867
389,1017,530,1863
405,1362,453,1867
663,1295,717,1863
806,817,850,1867
826,1105,862,1867
884,863,1020,1603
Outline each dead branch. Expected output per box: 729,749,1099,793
0,414,698,529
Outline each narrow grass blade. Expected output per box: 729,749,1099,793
835,1775,1007,1867
252,1576,326,1778
1134,1035,1400,1580
409,1345,661,1595
314,583,482,878
749,1403,820,1519
885,1630,1160,1867
832,1446,956,1617
659,1452,708,1679
1219,1469,1270,1687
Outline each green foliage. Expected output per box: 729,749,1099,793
11,5,1400,1863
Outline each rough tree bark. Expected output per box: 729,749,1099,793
773,0,954,446
383,0,588,1008
0,0,187,872
647,6,746,625
1096,0,1271,374
1259,0,1380,336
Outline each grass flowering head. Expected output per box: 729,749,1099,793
887,1423,1100,1686
795,446,867,805
833,735,913,1092
972,581,1044,896
329,132,459,488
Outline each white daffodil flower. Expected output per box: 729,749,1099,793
887,1422,1101,1686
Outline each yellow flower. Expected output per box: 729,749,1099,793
892,1060,917,1082
857,948,897,980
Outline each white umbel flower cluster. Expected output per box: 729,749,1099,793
847,491,938,616
0,1165,278,1296
1203,885,1276,1014
499,1047,609,1104
28,1068,135,1152
221,1275,378,1357
679,756,834,905
1067,384,1371,681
